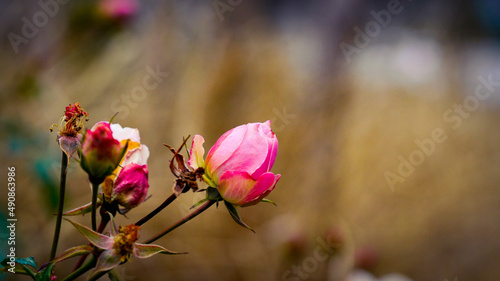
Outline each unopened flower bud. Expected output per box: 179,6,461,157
111,163,149,208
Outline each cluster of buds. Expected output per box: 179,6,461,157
45,102,282,280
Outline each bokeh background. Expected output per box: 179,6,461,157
1,0,500,280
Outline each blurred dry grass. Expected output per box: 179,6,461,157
1,1,500,281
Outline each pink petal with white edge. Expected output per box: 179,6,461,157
188,135,205,169
65,219,114,250
88,249,122,280
110,123,141,143
211,123,269,181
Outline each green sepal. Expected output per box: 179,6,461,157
51,245,93,264
108,269,123,281
62,199,102,216
191,198,208,209
109,112,119,123
88,250,121,281
223,200,255,233
65,219,114,250
206,187,222,201
133,243,187,258
260,198,277,206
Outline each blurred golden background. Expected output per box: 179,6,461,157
1,0,500,280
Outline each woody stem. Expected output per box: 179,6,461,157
143,200,216,244
135,193,177,226
49,152,68,261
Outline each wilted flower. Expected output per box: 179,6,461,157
188,121,280,206
50,102,89,159
67,220,184,280
80,122,128,184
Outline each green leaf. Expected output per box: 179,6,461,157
133,243,187,258
0,256,37,276
15,257,37,269
260,198,277,206
65,219,114,250
223,200,255,233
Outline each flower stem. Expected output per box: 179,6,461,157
91,181,99,231
135,193,177,226
49,152,68,261
61,255,96,281
143,200,216,244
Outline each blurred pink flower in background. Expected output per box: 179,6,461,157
99,0,139,21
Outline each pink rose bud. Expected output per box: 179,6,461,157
111,163,149,208
189,121,280,206
80,122,126,183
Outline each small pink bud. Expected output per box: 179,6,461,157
112,163,149,208
80,122,125,183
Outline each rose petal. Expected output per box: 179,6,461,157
110,123,141,143
242,173,280,207
121,144,149,167
210,123,268,181
218,171,277,205
188,135,205,169
205,125,246,178
248,122,278,178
